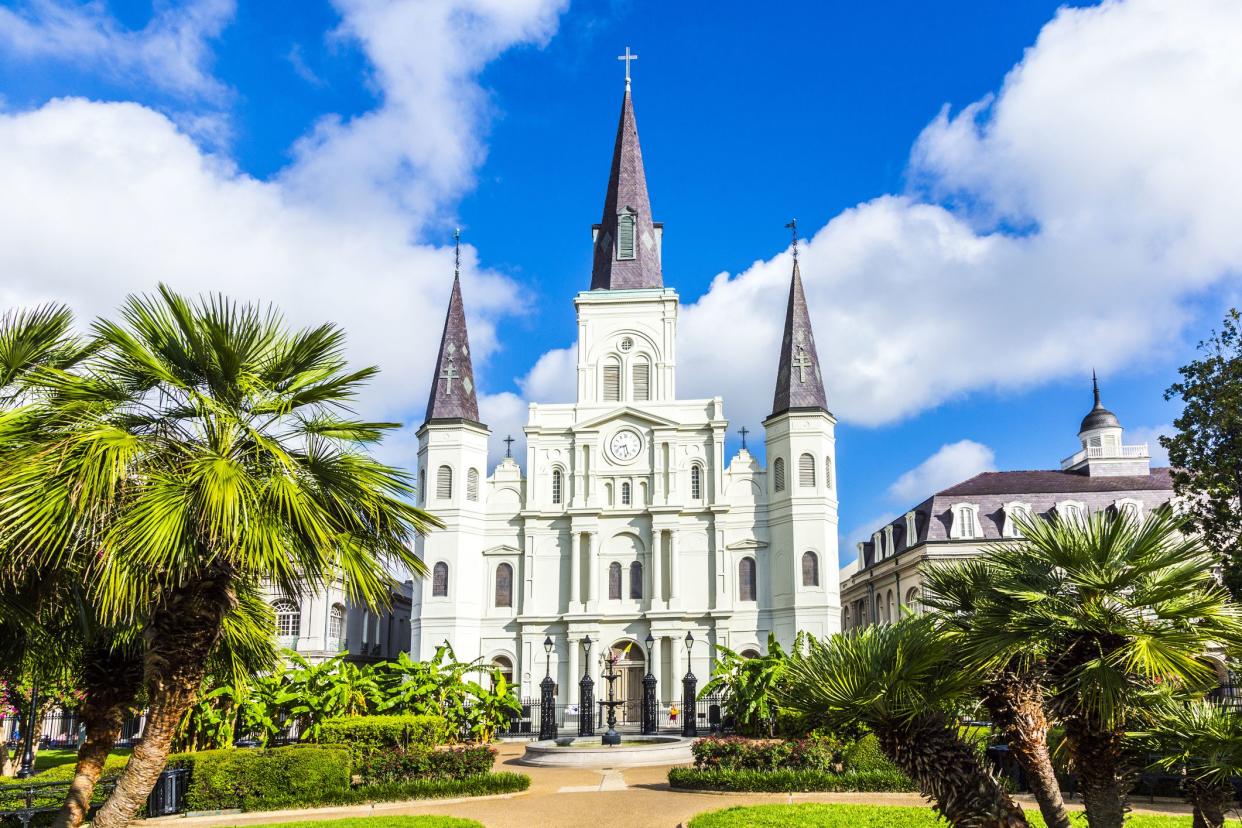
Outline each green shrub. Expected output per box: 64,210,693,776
691,736,836,771
171,745,350,812
318,715,447,765
668,767,916,793
358,746,496,783
841,734,900,775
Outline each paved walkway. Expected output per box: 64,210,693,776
166,742,1196,828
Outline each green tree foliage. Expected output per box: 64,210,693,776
1163,307,1242,599
1134,697,1242,828
700,633,802,737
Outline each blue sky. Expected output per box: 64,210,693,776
1,0,1238,565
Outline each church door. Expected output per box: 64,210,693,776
610,642,646,726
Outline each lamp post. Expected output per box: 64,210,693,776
681,631,697,738
539,635,557,740
15,680,38,779
578,635,595,737
642,632,658,735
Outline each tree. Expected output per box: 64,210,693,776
921,559,1072,828
967,507,1242,828
777,618,1029,828
1135,697,1242,828
699,633,800,738
1163,307,1242,600
0,287,439,828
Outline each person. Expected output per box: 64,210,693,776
669,704,679,724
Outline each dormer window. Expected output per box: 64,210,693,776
951,503,980,540
905,512,918,547
617,211,636,260
1057,500,1087,525
1003,502,1033,538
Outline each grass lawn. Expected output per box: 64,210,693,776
33,748,132,773
230,820,482,828
687,803,1193,828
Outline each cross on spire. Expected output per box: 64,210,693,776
453,227,461,279
738,426,750,450
439,360,459,394
618,46,638,88
785,218,799,262
503,435,515,458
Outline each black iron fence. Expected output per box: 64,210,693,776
494,693,729,739
1,713,147,752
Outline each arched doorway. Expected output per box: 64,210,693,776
607,640,646,726
491,655,514,692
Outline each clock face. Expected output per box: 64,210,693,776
609,429,642,462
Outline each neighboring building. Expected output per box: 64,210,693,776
410,76,841,709
840,377,1173,629
262,579,414,664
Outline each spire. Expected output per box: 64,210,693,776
424,230,481,425
590,51,662,291
770,220,829,417
1079,369,1120,433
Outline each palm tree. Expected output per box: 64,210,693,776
700,633,799,737
1135,697,1242,828
964,507,1242,828
0,286,439,828
921,559,1072,828
777,617,1029,828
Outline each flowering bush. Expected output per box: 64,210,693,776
691,736,839,772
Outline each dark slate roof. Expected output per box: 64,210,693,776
939,467,1173,496
424,274,481,425
770,259,829,417
1080,373,1121,432
590,88,662,291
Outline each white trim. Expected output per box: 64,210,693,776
1002,501,1033,538
950,502,981,540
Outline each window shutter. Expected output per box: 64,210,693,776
432,562,449,597
618,213,635,259
608,562,622,600
629,561,643,599
603,364,621,402
467,468,479,501
436,465,452,499
495,563,512,608
773,458,785,492
802,551,819,587
824,456,833,489
739,558,756,601
798,453,816,488
632,361,650,401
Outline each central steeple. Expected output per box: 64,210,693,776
590,61,662,291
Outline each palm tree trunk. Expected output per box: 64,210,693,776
982,671,1071,828
879,713,1030,828
1065,718,1131,828
1185,780,1231,828
53,645,144,828
92,569,234,828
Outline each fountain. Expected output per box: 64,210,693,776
598,644,624,745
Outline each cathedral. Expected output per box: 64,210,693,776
410,76,842,708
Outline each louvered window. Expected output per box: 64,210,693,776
621,481,632,506
773,458,785,492
629,561,643,599
608,562,622,600
738,557,756,602
632,360,650,401
617,213,636,260
824,456,833,489
419,470,426,505
495,563,513,608
436,465,452,500
801,551,819,587
799,453,816,488
690,464,702,500
432,562,449,597
603,363,621,402
551,469,563,505
467,468,480,501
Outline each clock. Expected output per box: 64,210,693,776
609,429,642,462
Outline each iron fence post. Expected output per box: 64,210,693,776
681,670,697,738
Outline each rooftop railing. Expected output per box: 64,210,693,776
1060,443,1149,470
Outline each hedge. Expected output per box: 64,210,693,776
691,737,835,772
318,715,447,765
668,767,917,793
359,746,495,784
841,734,902,775
170,745,351,812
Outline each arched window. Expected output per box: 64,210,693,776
798,453,816,488
419,470,426,505
621,481,632,506
605,481,614,506
690,464,702,500
491,656,514,690
466,468,480,502
617,211,636,260
432,561,449,597
773,457,785,492
801,551,819,587
905,587,921,614
740,649,761,659
327,603,346,642
886,590,894,623
551,469,563,505
825,456,833,489
632,358,650,402
608,562,622,600
603,359,621,402
436,465,453,500
738,557,757,602
629,561,643,599
273,599,300,637
494,562,513,608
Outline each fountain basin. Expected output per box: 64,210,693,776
519,734,695,767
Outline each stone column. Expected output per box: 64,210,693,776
669,529,680,607
651,530,663,610
568,636,580,703
671,634,684,685
569,531,581,609
650,635,664,702
587,532,599,611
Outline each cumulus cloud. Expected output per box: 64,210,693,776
520,0,1242,436
887,440,997,503
0,0,235,101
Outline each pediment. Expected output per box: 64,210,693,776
483,545,521,556
575,406,680,431
725,539,769,551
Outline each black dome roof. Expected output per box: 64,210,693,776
1079,373,1121,433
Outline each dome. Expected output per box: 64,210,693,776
1078,372,1121,433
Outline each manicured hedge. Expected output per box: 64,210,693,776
358,746,496,783
319,715,447,765
170,745,351,812
668,767,917,793
841,734,901,775
691,737,835,771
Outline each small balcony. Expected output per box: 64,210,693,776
1060,443,1149,470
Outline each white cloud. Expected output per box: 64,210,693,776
0,0,235,101
887,440,997,503
1127,424,1174,466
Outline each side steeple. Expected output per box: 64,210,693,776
424,231,481,425
771,221,829,417
590,49,662,291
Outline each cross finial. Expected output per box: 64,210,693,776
738,426,749,450
618,47,638,89
785,219,799,263
503,435,515,458
453,228,461,280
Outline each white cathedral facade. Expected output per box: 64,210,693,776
410,80,842,707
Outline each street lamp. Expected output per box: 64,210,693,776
578,635,595,737
15,680,38,779
681,631,697,738
641,633,657,735
539,635,557,740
